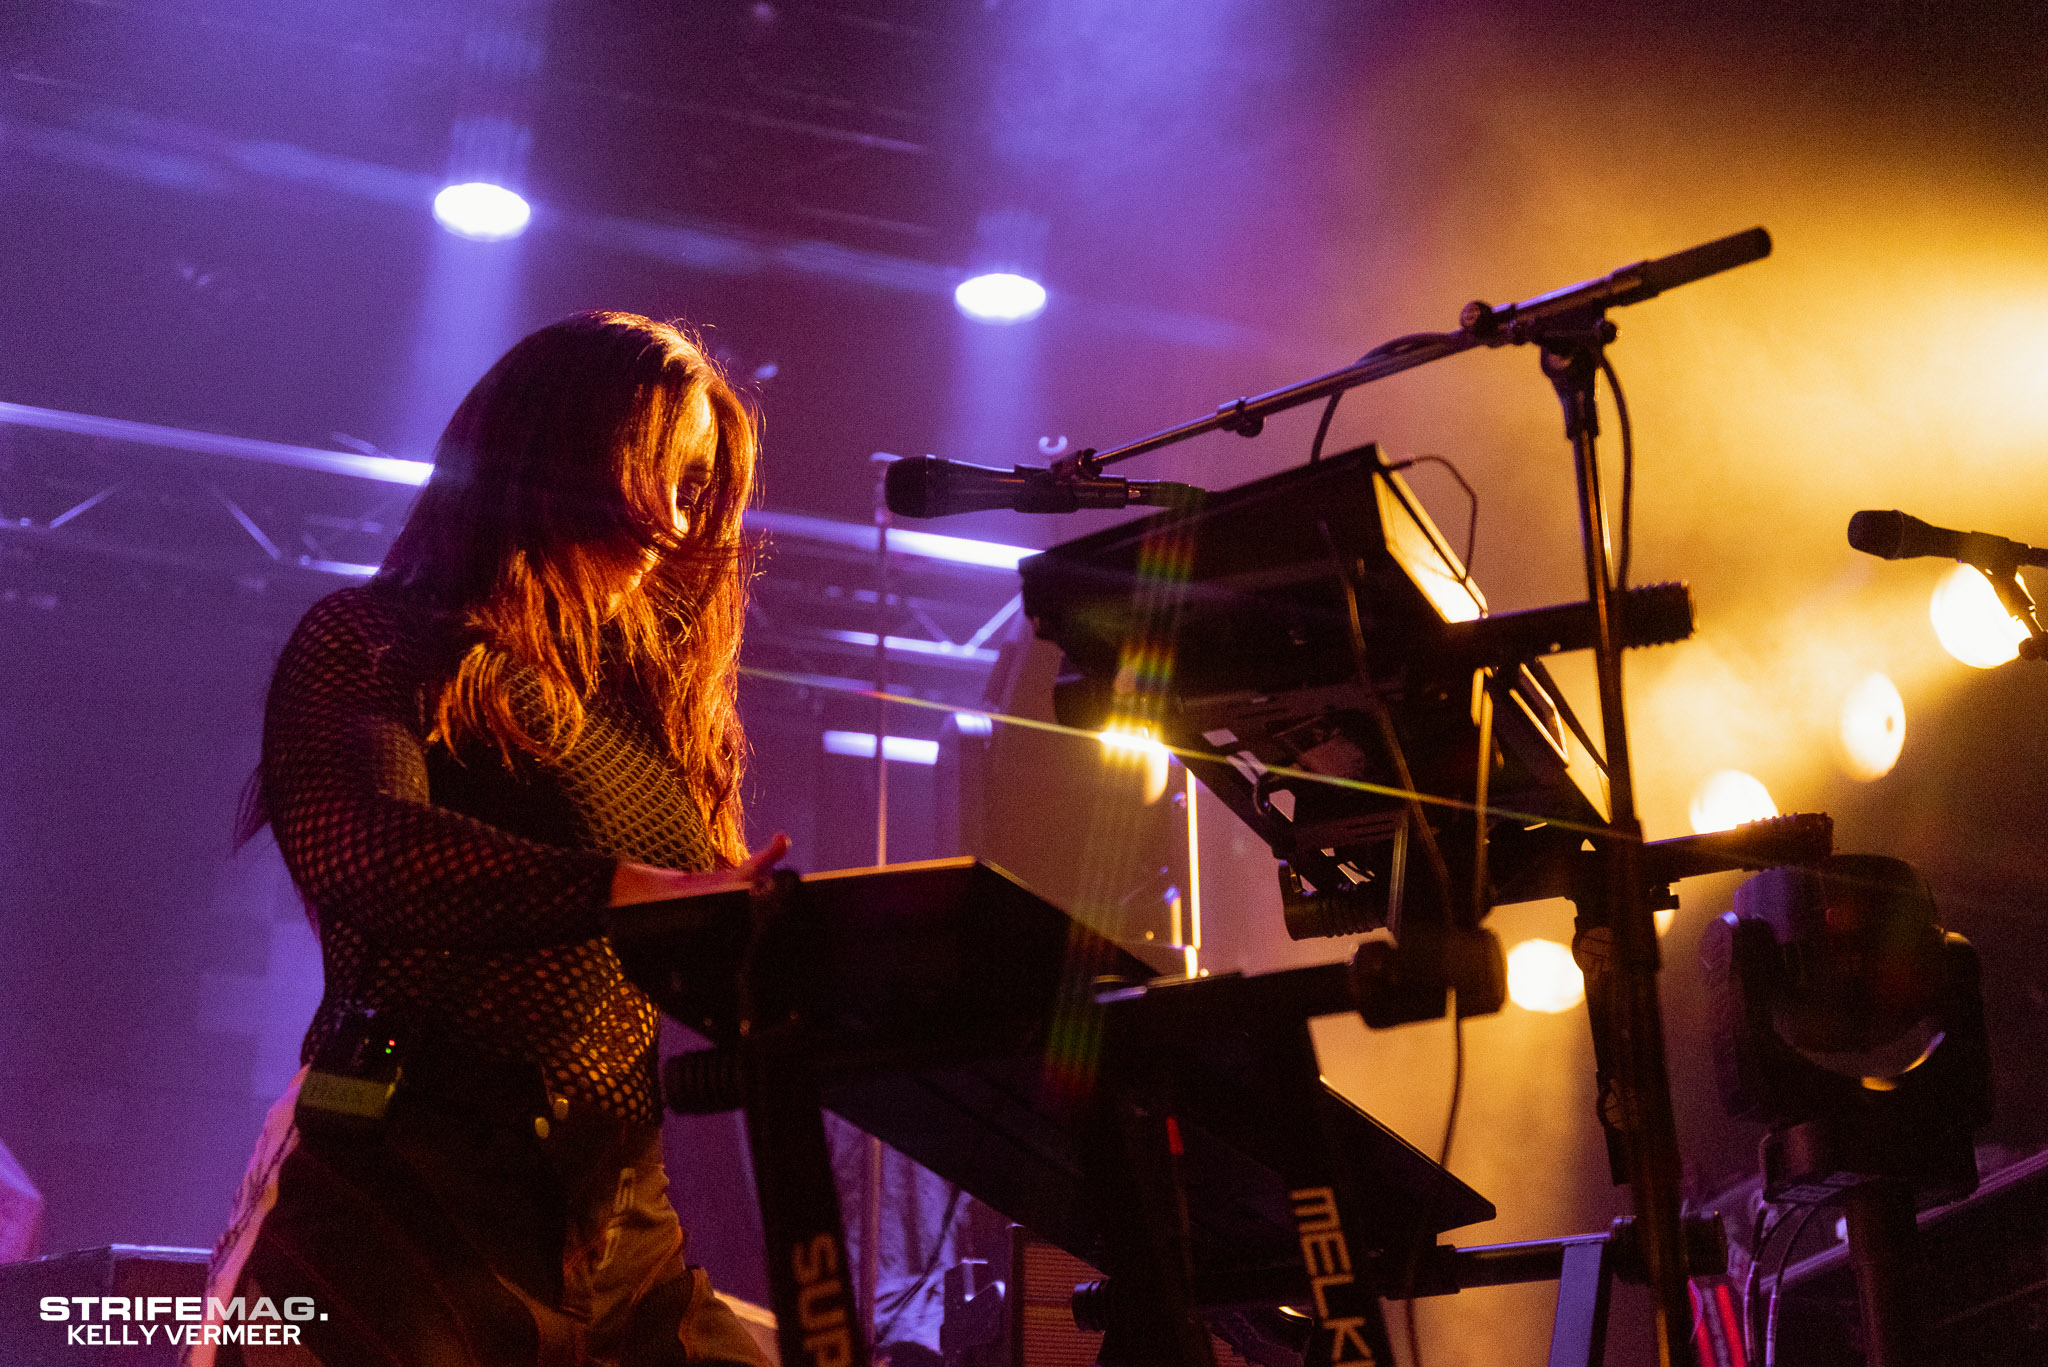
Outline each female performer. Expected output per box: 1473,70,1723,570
198,311,785,1367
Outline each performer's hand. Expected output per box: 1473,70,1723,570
728,832,792,883
608,832,792,906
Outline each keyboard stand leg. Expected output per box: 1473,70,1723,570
1571,904,1634,1185
1545,1238,1613,1367
740,1032,869,1367
732,871,869,1367
1082,1046,1220,1367
1259,1016,1398,1367
1094,981,1396,1367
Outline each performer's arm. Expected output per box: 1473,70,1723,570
264,593,790,949
610,835,787,906
263,592,611,950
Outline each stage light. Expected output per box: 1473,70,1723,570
748,508,1033,571
432,182,532,241
954,272,1047,324
1929,563,2027,669
1838,671,1906,780
1098,724,1172,804
821,731,939,765
1506,938,1585,1013
1689,769,1778,835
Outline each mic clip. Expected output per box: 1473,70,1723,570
1012,454,1127,513
1047,447,1104,483
1023,448,1174,514
1035,450,1204,514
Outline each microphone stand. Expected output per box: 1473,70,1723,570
1540,324,1696,1367
1061,227,1773,1367
1074,228,1771,476
1848,511,2048,663
1978,565,2048,662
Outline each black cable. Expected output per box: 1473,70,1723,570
871,1181,967,1347
1439,1007,1466,1174
1451,665,1487,1175
1763,1204,1820,1366
1741,1203,1778,1366
1407,658,1487,1367
1397,455,1480,584
1321,524,1457,922
1401,976,1471,1367
1309,393,1342,464
1399,1006,1467,1367
1597,352,1635,590
1370,332,1463,359
1383,444,1489,1367
1307,334,1456,467
1319,458,1479,1367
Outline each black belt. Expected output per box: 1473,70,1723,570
300,1000,563,1139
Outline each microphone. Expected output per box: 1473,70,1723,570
1848,510,2048,571
1462,227,1772,340
884,455,1202,519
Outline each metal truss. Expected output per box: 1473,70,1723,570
0,402,1024,718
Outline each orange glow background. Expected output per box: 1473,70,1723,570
1174,6,2048,1359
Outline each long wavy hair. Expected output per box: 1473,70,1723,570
376,310,759,864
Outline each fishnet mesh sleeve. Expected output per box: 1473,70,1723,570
263,591,617,951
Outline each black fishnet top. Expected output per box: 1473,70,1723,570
264,584,717,1124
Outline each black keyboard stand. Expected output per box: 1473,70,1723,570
656,868,870,1367
1086,968,1400,1367
613,860,1493,1367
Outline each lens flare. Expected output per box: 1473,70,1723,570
954,272,1047,323
1837,671,1906,780
1046,514,1194,1102
1506,938,1585,1013
432,182,532,241
1930,563,2027,669
1688,769,1778,834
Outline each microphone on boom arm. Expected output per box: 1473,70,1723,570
884,455,1203,519
1850,509,2048,661
1848,510,2048,572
